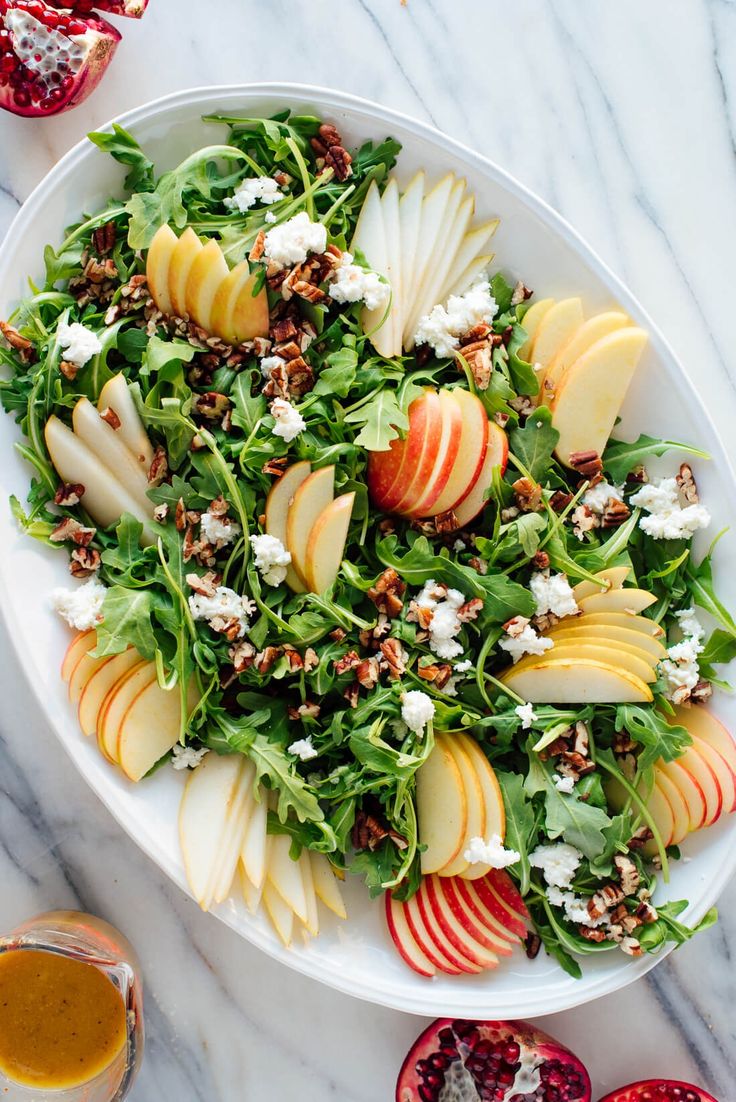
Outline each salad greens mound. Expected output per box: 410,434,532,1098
0,109,733,979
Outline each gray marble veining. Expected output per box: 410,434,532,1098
1,1,735,1098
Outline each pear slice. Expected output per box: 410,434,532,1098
501,657,652,703
299,850,320,937
72,397,151,514
518,298,554,361
571,565,631,602
97,373,154,471
210,759,256,905
513,642,656,683
310,853,347,919
146,224,178,316
402,173,456,346
268,833,308,922
179,753,249,910
380,178,403,355
117,676,191,782
444,253,495,301
439,220,499,301
351,180,391,355
578,588,656,615
285,466,335,586
303,492,355,594
185,237,229,333
262,880,294,947
265,460,312,594
239,855,265,914
96,660,152,763
545,624,667,662
229,270,269,344
241,790,269,891
404,176,466,346
564,611,664,638
530,297,584,375
539,310,629,407
168,227,203,317
210,261,263,344
398,171,425,339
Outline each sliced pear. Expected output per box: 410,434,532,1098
97,373,154,471
72,398,151,514
439,220,499,301
404,177,466,345
45,416,156,544
239,856,265,914
210,260,250,343
96,660,152,763
513,642,655,683
78,647,140,736
380,177,403,355
417,737,468,874
229,271,269,344
241,791,269,891
265,460,311,594
179,753,248,910
185,238,229,333
564,611,664,638
539,310,629,406
146,224,178,316
445,253,495,301
303,492,355,594
501,657,653,703
439,734,485,878
518,298,554,361
310,853,347,919
351,180,391,356
572,566,631,602
552,327,649,466
398,171,425,338
117,676,193,782
168,227,203,318
529,297,584,376
578,589,656,615
285,466,335,586
268,833,308,922
210,759,256,905
545,623,667,662
300,850,320,937
262,880,295,947
403,173,456,347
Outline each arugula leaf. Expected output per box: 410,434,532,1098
508,406,559,482
93,585,156,660
615,705,692,770
496,771,535,894
143,335,196,376
687,547,736,638
314,345,358,397
344,388,407,451
603,434,709,484
88,124,155,192
525,750,611,859
699,628,736,679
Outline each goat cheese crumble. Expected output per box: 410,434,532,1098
189,586,254,639
454,659,473,673
515,702,538,729
530,571,579,619
224,175,283,212
658,607,705,703
263,211,327,269
412,580,467,660
200,511,241,547
499,621,554,663
171,745,209,771
414,281,498,358
529,842,583,889
270,397,306,442
52,575,106,630
288,736,319,762
583,481,624,514
553,773,576,794
401,690,435,734
329,252,390,311
546,885,609,929
463,833,520,868
260,354,286,380
629,477,710,540
249,533,291,587
57,321,102,368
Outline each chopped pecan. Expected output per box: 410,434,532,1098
573,721,590,757
303,648,319,673
356,656,380,690
284,356,314,397
343,681,360,708
628,825,654,851
153,503,169,524
270,318,298,344
186,570,220,597
292,279,328,304
614,854,640,896
329,628,347,643
634,900,658,924
509,395,534,418
249,230,266,262
288,700,321,720
229,639,256,673
533,550,550,569
602,500,631,528
418,662,454,689
272,339,303,361
69,547,101,577
175,499,188,532
524,931,542,959
379,637,407,680
85,256,118,284
208,495,229,518
676,462,699,504
59,359,79,381
619,937,643,957
91,221,117,256
193,392,231,421
468,556,488,575
557,749,596,778
255,646,284,674
578,926,608,943
457,597,483,623
511,281,533,306
262,456,289,477
434,509,460,534
550,490,573,513
459,340,492,390
318,122,343,148
512,476,543,512
54,482,84,507
588,883,625,919
50,518,96,546
99,406,121,430
352,809,407,852
571,504,600,540
569,450,603,481
0,320,33,356
690,679,713,704
494,411,510,429
532,611,560,634
148,445,169,487
334,650,362,675
367,568,406,619
503,615,531,638
324,145,352,180
613,729,636,754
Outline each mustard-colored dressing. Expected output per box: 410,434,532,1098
0,948,127,1089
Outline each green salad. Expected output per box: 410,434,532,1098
1,108,734,979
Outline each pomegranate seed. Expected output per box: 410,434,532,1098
24,0,44,14
12,87,29,105
68,18,87,33
0,55,16,72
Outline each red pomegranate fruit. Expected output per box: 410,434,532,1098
0,0,121,117
598,1081,719,1102
397,1017,591,1102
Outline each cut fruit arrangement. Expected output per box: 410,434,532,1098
0,0,148,117
2,109,734,984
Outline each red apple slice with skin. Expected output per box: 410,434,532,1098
408,390,464,517
72,398,152,514
145,224,177,316
439,876,514,956
518,297,554,361
403,891,464,975
571,566,631,603
501,658,653,704
385,893,436,978
378,390,443,514
545,624,667,663
61,629,95,683
438,735,485,878
637,775,675,852
310,853,347,920
117,677,192,782
423,875,499,969
452,421,509,528
78,648,140,738
428,389,489,517
185,238,229,334
455,733,506,880
96,660,152,763
463,873,527,940
416,738,468,874
578,589,656,615
485,868,530,920
659,759,707,832
265,460,312,594
540,310,629,407
168,227,203,317
674,706,736,811
285,466,335,586
68,647,110,707
656,769,690,845
677,742,722,827
97,373,154,472
691,736,736,819
453,878,522,949
303,492,355,594
414,882,483,974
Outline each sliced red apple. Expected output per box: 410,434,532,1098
656,768,690,846
452,421,509,528
285,466,335,586
439,876,514,956
96,660,152,763
77,648,139,734
423,875,499,969
416,738,468,874
691,736,736,819
303,492,355,594
676,743,722,827
659,759,707,832
428,389,489,517
408,390,464,517
414,882,483,974
117,677,191,782
674,706,736,812
146,224,178,316
453,878,522,949
379,390,443,514
385,893,436,977
61,629,95,683
403,890,465,975
462,872,527,940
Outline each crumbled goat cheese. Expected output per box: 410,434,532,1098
629,477,710,540
454,659,473,673
413,579,467,660
288,736,319,762
52,575,106,630
249,533,291,587
553,773,576,794
188,586,253,639
464,833,520,868
329,252,390,311
263,211,327,269
499,623,554,663
659,608,705,702
546,885,610,928
529,842,583,889
453,539,466,552
515,702,538,729
171,745,209,771
224,175,283,212
414,281,498,358
260,354,286,379
200,512,241,547
57,321,102,368
530,571,579,619
401,690,436,734
583,481,624,514
270,397,306,442
264,211,277,224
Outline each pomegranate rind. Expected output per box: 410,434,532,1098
597,1079,719,1102
0,1,121,118
396,1017,592,1102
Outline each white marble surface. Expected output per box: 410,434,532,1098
1,1,735,1098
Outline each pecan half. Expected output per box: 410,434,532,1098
569,450,603,482
193,392,231,421
0,320,35,362
59,360,79,381
249,230,266,262
602,500,631,528
334,650,362,676
352,809,407,852
92,221,117,256
175,498,188,532
379,637,407,679
54,482,84,507
324,145,352,180
434,509,460,534
148,445,169,487
356,656,380,690
614,854,640,896
186,570,220,598
512,476,543,512
229,639,256,674
254,646,284,674
303,648,319,673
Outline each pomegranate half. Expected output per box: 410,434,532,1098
598,1081,719,1102
0,0,121,117
397,1017,591,1102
